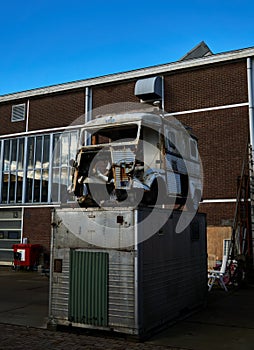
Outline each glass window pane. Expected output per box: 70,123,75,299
52,168,60,202
4,140,10,171
17,172,23,203
53,134,60,166
11,139,17,171
27,137,35,169
26,177,33,202
61,167,68,186
61,134,69,166
2,173,9,203
70,132,78,160
41,169,49,202
9,173,16,203
43,135,50,168
17,138,24,170
35,136,42,169
33,175,41,202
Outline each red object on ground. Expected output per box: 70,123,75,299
12,244,42,268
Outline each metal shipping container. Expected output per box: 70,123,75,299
49,207,207,337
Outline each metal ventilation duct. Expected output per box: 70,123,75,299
134,76,163,101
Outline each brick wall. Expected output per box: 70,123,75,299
164,60,248,112
28,90,85,130
92,81,138,115
23,208,52,252
0,58,250,229
199,202,235,226
0,100,27,136
177,106,249,199
0,90,86,136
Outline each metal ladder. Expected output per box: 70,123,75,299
248,144,254,265
229,144,254,283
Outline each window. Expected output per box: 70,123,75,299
190,139,197,159
166,130,176,150
11,104,26,122
1,138,25,203
82,124,138,146
52,131,78,203
0,130,79,205
26,135,50,203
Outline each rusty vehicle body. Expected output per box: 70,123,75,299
71,112,202,209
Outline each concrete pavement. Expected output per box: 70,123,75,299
0,266,254,350
149,286,254,350
0,267,49,329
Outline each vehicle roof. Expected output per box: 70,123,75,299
84,112,162,128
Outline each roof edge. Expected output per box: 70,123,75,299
1,45,254,103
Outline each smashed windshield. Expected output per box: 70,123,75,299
80,124,139,146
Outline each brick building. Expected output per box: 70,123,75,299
0,42,253,267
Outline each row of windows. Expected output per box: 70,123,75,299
0,130,79,205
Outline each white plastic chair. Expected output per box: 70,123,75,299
208,255,228,292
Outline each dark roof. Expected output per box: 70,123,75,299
180,41,213,61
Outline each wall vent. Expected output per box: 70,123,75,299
11,103,26,122
134,76,163,102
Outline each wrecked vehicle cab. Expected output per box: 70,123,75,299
71,112,202,209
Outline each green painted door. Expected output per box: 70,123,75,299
69,250,108,327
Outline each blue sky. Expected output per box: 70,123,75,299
1,0,254,95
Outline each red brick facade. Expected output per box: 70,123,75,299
164,60,248,112
28,90,85,130
23,208,52,252
177,106,249,199
0,52,251,254
199,202,235,226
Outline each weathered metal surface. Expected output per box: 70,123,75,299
137,210,207,334
50,207,207,337
69,250,108,327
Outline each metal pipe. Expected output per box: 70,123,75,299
25,99,30,132
85,87,93,123
85,87,92,145
161,75,165,112
48,209,55,328
247,57,254,267
247,58,254,146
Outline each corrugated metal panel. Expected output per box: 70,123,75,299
51,249,70,320
138,211,207,333
108,251,135,329
69,250,108,327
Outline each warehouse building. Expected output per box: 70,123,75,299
0,42,253,267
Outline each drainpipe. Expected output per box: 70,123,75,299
247,57,254,267
161,75,165,113
85,87,92,145
25,99,30,132
247,58,254,147
48,209,56,329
